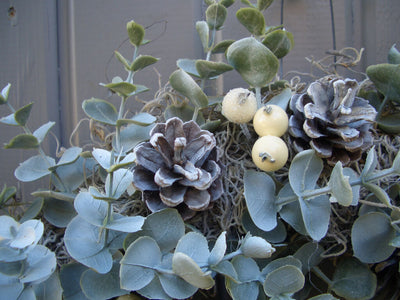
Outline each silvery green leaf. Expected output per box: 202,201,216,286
308,294,338,300
211,260,238,282
221,0,235,8
244,169,277,231
14,155,55,182
211,39,235,54
263,265,305,297
131,55,159,72
175,232,210,267
60,263,90,300
343,167,360,206
105,168,133,199
388,44,400,64
262,29,294,59
392,150,400,174
92,148,112,170
4,134,39,149
267,87,292,110
366,63,400,102
177,59,200,77
141,208,185,253
328,162,353,206
56,147,82,167
0,215,19,240
82,98,118,125
43,199,76,228
195,60,233,79
113,123,154,154
158,272,198,299
130,112,157,125
106,214,144,233
172,252,215,289
74,192,107,227
64,216,116,274
257,0,273,10
80,262,127,299
20,198,44,223
33,121,55,144
9,226,35,249
361,146,377,178
208,231,226,266
236,7,265,36
20,245,56,284
164,103,205,124
352,212,396,263
15,286,35,300
108,152,136,173
52,157,88,192
363,183,392,207
206,3,227,30
299,194,330,241
0,83,11,104
226,280,259,300
33,271,63,300
261,256,302,277
331,257,377,300
14,102,33,126
293,242,324,274
114,50,131,70
120,236,161,290
196,21,209,52
137,277,172,300
126,21,145,47
0,113,18,125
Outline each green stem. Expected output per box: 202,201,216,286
126,46,138,84
221,249,242,262
255,87,262,109
376,94,390,121
312,266,333,287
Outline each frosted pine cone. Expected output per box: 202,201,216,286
289,76,377,166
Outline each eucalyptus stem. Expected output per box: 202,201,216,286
255,87,262,108
126,45,139,84
312,266,333,286
221,249,242,261
376,94,390,121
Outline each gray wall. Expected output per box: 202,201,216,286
1,0,399,199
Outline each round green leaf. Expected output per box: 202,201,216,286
175,232,210,266
169,69,208,108
43,199,76,228
308,294,338,300
102,81,136,97
236,7,265,36
137,277,172,300
227,37,279,87
352,212,396,263
262,30,294,59
221,0,235,8
131,55,159,72
196,21,209,52
82,98,118,125
388,44,400,64
195,60,233,79
164,103,205,124
257,0,274,11
113,123,153,154
14,102,33,126
158,272,198,299
176,59,200,77
244,169,277,231
4,134,39,149
114,50,131,70
0,112,18,125
376,112,400,134
60,263,90,300
206,3,227,30
14,155,55,182
211,39,235,54
263,265,305,297
331,257,377,300
226,280,259,300
366,63,400,101
231,255,261,283
33,271,63,300
20,245,56,284
261,256,302,277
105,168,133,199
126,21,145,47
293,242,324,274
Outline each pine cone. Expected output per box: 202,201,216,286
289,76,377,166
132,117,223,219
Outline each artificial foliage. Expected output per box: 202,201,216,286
1,1,400,299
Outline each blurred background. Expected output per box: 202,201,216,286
1,0,399,198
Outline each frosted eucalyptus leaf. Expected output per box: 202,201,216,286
244,169,277,231
105,169,133,199
129,112,157,125
4,134,39,149
158,272,198,299
48,147,82,172
169,69,208,108
175,232,210,266
293,242,324,274
0,113,18,125
108,152,136,173
361,146,377,178
211,39,235,54
137,277,172,300
331,257,377,300
196,21,209,52
236,7,265,36
131,55,159,72
20,198,43,223
328,162,352,206
19,245,56,284
141,208,185,253
195,60,233,79
388,44,400,64
33,271,62,300
299,194,330,241
106,214,144,233
15,286,35,299
208,231,226,266
262,30,294,59
14,102,33,126
257,0,273,10
64,216,116,274
126,21,145,47
114,50,131,70
102,81,136,97
0,185,16,204
176,59,200,77
43,199,76,228
164,103,205,124
226,280,259,300
211,260,238,282
80,262,127,299
289,149,323,197
172,252,215,289
82,98,118,125
92,148,111,170
261,256,302,277
376,112,400,134
363,183,391,207
206,3,227,30
60,263,90,300
352,212,396,263
308,294,338,300
342,167,360,206
14,155,55,182
52,158,89,192
74,192,107,227
115,123,153,153
221,0,235,7
120,237,161,290
366,64,400,102
227,37,279,88
392,150,400,174
33,121,55,144
0,83,11,104
267,87,292,110
0,272,23,297
263,265,305,297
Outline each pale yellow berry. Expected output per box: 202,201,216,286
252,135,288,172
253,104,289,137
222,88,257,124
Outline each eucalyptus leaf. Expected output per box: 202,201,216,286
33,271,63,300
60,263,90,300
82,98,118,125
137,276,172,300
53,157,91,192
211,39,235,54
226,279,259,300
366,63,400,102
221,0,235,8
114,50,131,70
257,0,273,10
361,146,377,178
114,123,153,153
164,103,205,124
206,3,227,30
169,69,208,108
105,168,133,199
244,169,277,231
175,232,210,266
363,183,392,207
20,245,56,284
129,112,157,126
102,81,136,97
176,59,200,77
0,113,18,125
211,260,238,282
172,252,215,289
392,150,400,174
377,112,400,133
131,55,159,72
352,212,396,263
92,148,111,170
261,256,302,277
0,184,16,205
262,30,294,59
227,37,279,88
106,214,144,233
208,231,226,266
20,198,44,223
43,199,76,228
263,265,305,297
267,87,292,110
236,7,265,36
33,121,55,144
120,237,161,291
158,272,198,299
343,167,361,206
293,242,324,274
195,60,233,79
14,155,55,182
4,134,39,149
74,192,108,227
289,149,323,197
328,162,353,206
196,21,209,52
14,102,33,126
308,294,338,300
108,152,136,173
54,147,82,168
0,83,11,104
126,21,145,47
388,44,400,64
331,257,377,300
